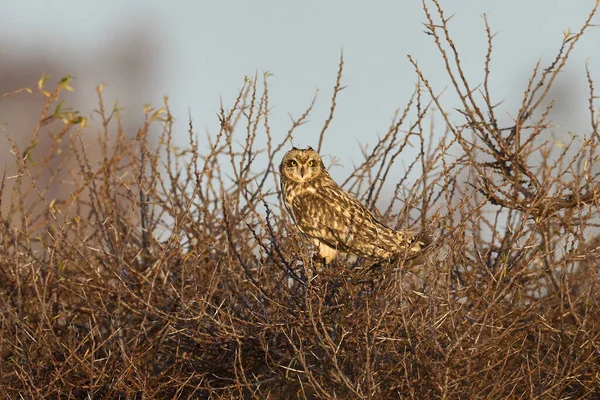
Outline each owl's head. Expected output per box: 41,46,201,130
280,147,325,184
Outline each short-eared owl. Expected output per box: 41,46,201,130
280,147,428,263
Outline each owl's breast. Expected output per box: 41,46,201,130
281,181,318,236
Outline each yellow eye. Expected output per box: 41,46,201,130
290,160,297,167
308,160,314,167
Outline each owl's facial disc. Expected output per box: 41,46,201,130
281,148,323,183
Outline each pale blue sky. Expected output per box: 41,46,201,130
1,1,598,174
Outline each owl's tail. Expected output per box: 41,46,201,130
394,229,431,251
392,228,435,266
413,230,434,249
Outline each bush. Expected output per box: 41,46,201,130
1,1,599,398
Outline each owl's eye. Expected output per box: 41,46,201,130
307,160,314,167
290,160,297,167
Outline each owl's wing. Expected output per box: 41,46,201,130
290,185,402,259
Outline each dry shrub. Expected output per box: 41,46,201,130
1,1,600,398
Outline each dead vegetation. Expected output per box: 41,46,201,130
1,1,599,398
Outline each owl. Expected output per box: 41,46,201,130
279,147,429,264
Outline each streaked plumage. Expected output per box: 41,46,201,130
279,147,427,263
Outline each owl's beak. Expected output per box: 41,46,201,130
300,166,305,178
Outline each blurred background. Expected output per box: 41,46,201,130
0,0,598,179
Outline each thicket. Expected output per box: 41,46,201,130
1,1,599,398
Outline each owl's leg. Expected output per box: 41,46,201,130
316,241,337,264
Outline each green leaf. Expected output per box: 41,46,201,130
54,100,66,116
38,73,49,90
59,75,74,92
